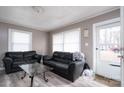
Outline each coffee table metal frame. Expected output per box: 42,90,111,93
19,63,52,87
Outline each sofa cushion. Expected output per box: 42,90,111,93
23,51,36,60
24,59,37,64
54,57,71,64
12,61,26,68
43,60,57,67
13,61,26,65
13,58,23,62
53,51,73,62
43,60,69,74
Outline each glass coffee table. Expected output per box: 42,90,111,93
19,63,53,87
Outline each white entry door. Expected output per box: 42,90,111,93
95,18,121,81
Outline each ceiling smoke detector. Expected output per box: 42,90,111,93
32,6,44,14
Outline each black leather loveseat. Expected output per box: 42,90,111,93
43,51,89,82
3,51,41,74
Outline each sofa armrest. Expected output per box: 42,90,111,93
43,55,53,61
33,54,42,63
68,61,85,81
3,57,13,74
34,54,42,59
3,57,13,63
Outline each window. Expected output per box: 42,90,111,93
53,32,64,52
52,28,80,52
8,29,32,51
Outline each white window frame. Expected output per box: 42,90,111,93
8,28,32,51
52,28,81,52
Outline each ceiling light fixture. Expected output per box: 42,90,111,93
32,6,44,14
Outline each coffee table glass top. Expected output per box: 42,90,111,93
19,63,52,76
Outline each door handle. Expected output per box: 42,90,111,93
96,48,98,50
118,55,124,59
120,48,124,51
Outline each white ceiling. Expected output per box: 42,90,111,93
0,6,119,32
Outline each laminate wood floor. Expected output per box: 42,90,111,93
94,75,121,87
0,70,108,87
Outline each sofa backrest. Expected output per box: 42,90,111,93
52,51,85,63
23,51,36,60
5,52,23,61
5,51,36,61
53,51,73,64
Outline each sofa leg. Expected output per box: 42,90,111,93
29,76,34,87
5,70,10,74
43,72,48,82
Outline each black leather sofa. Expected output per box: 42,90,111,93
43,51,89,82
3,51,41,74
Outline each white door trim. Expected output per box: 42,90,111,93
92,17,120,76
120,6,124,87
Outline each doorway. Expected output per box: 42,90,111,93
93,18,121,86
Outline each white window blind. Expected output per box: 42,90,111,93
53,32,64,52
8,29,32,51
52,28,80,52
64,30,80,52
